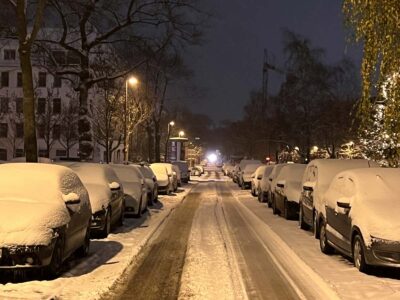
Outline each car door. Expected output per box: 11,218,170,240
326,176,353,253
301,166,317,225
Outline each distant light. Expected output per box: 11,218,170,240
128,76,139,86
169,121,175,126
179,130,185,137
208,153,217,163
266,156,271,161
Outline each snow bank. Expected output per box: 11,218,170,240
0,163,87,246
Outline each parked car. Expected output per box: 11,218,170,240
232,165,241,183
152,163,178,192
58,162,125,238
267,164,288,207
135,163,158,205
150,163,173,194
239,162,263,189
237,159,262,187
172,161,190,183
110,164,148,217
257,165,275,202
299,159,379,238
222,163,234,176
0,163,92,277
195,164,205,175
251,165,267,196
319,168,400,272
172,164,182,187
190,166,202,176
272,164,306,219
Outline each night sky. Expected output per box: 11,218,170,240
183,0,362,123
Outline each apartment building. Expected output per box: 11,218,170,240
0,37,123,162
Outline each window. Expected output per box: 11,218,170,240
37,98,46,114
52,125,60,139
38,72,47,87
0,123,7,138
15,148,24,158
4,49,16,60
1,72,9,87
0,98,9,113
67,51,80,65
16,122,23,138
53,98,61,114
17,72,22,87
0,149,7,161
53,75,62,88
38,149,47,157
37,123,45,138
51,50,66,65
56,149,66,157
16,98,23,113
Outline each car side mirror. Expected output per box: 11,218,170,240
337,201,351,209
63,192,81,205
109,182,120,191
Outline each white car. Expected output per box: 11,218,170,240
150,163,173,195
257,165,275,202
239,162,262,189
135,164,158,205
110,164,148,217
299,159,379,238
58,162,125,238
320,168,400,272
267,164,289,207
152,163,177,192
0,163,92,277
272,164,306,219
250,165,266,196
237,159,262,187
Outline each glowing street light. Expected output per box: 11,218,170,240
164,121,175,162
179,130,185,138
124,76,139,161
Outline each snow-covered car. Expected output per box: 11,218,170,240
135,164,158,205
319,168,400,272
240,163,263,189
267,164,288,207
299,159,379,239
172,161,190,183
152,163,177,192
237,159,262,187
172,164,182,187
150,163,173,195
58,162,125,238
0,163,92,277
110,164,148,217
251,165,267,196
195,164,205,175
232,165,241,183
257,165,274,202
222,163,233,176
272,164,306,219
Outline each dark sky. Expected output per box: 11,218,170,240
183,0,362,123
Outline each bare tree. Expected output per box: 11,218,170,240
59,101,79,159
8,0,48,162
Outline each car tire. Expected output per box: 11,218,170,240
99,210,111,238
45,233,64,279
319,222,334,254
299,204,309,230
135,198,143,218
353,234,369,273
272,197,279,215
76,225,91,258
283,199,290,220
313,212,319,239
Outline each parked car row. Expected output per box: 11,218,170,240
228,158,400,273
0,160,190,278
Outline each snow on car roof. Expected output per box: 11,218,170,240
152,163,173,173
239,159,262,168
277,164,306,183
110,164,141,183
58,162,119,185
243,163,263,173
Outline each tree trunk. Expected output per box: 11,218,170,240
146,124,153,162
154,121,161,162
78,78,93,160
18,46,38,162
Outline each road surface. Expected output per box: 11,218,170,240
106,169,333,300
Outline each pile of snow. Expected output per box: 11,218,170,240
325,167,400,245
0,163,88,247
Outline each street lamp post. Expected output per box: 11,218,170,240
164,121,175,162
124,76,138,162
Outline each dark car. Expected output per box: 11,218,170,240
319,168,400,272
272,164,306,219
59,162,125,238
172,161,190,183
0,164,92,277
298,159,379,238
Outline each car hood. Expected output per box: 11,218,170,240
0,200,70,247
85,183,111,213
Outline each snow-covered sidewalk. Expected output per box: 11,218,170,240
0,183,196,300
